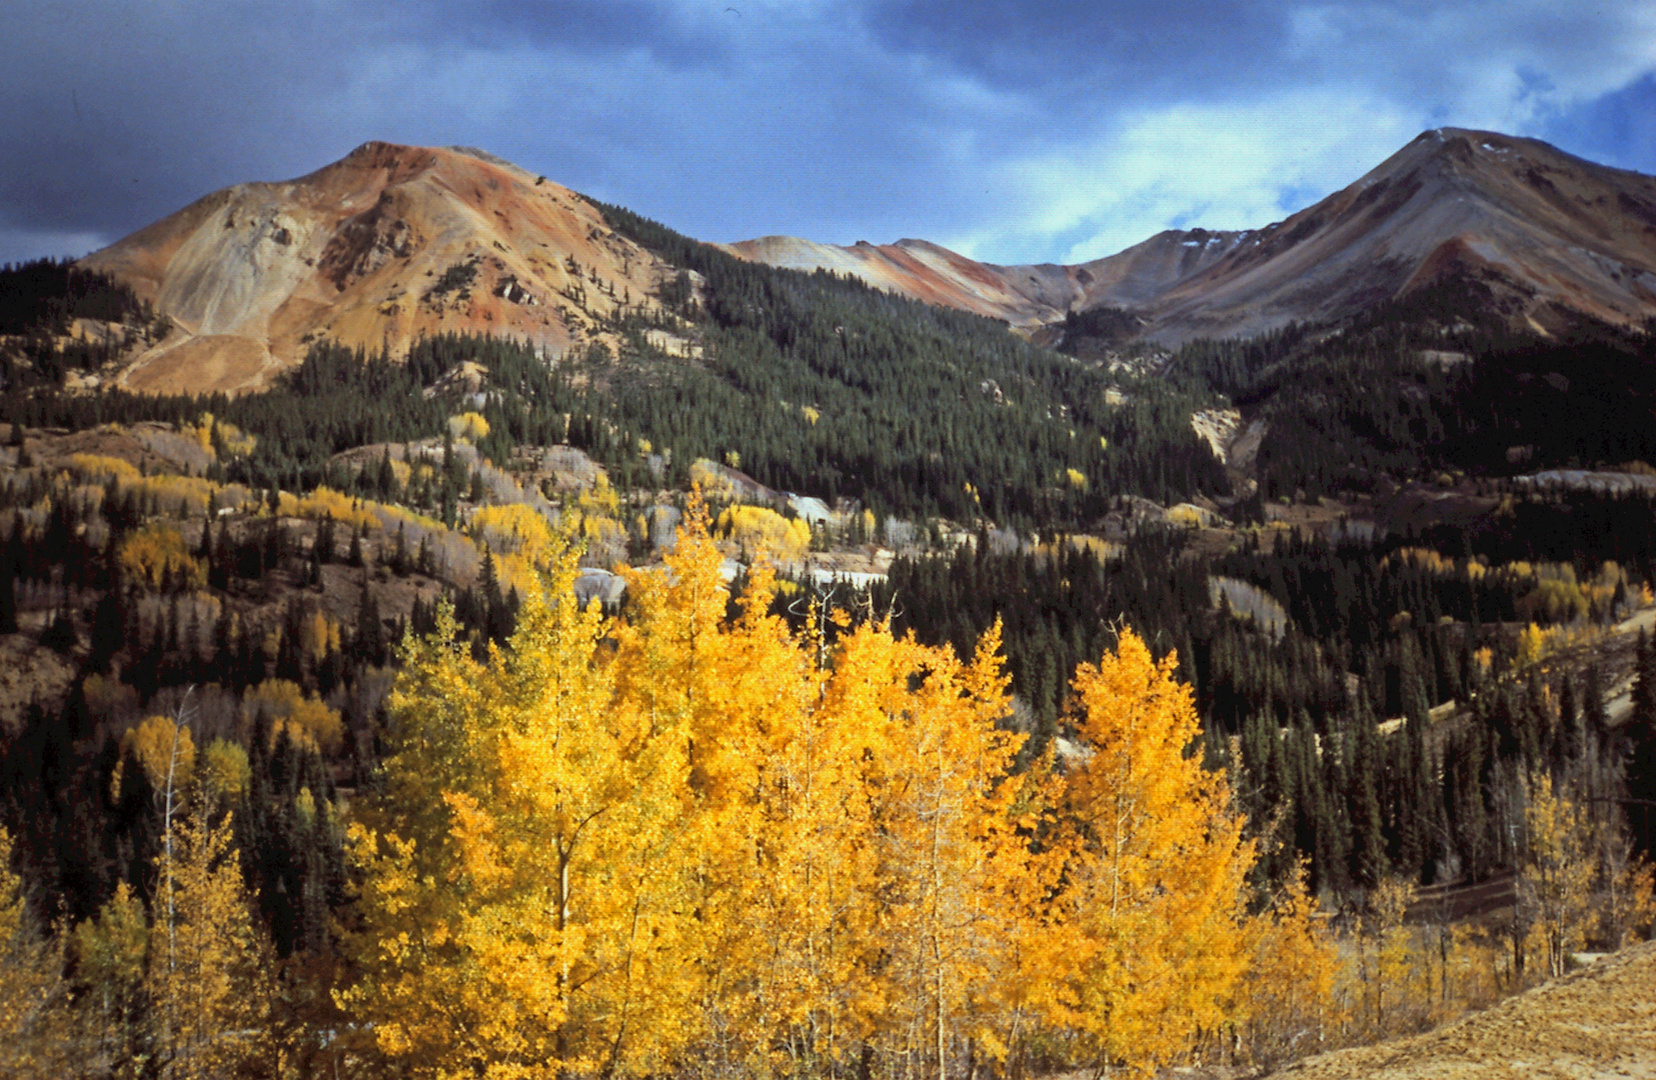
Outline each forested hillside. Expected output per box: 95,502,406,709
3,218,1656,1079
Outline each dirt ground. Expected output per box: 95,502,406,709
1263,940,1656,1079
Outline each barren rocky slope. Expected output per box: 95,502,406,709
721,228,1246,331
1269,941,1656,1080
78,142,675,394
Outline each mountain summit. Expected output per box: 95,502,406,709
730,129,1656,344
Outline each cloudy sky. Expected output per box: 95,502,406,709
4,1,1655,267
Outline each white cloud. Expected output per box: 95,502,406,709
950,91,1413,264
929,1,1656,264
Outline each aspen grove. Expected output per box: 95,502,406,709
339,500,1327,1079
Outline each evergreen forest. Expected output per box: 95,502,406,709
0,231,1655,1080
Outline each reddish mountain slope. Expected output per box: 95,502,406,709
721,227,1247,331
77,128,1656,392
79,142,674,393
1146,128,1656,342
730,129,1656,344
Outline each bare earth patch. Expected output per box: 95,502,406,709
120,334,277,394
1267,940,1656,1080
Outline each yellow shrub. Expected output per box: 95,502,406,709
244,680,344,755
715,504,811,561
448,412,490,442
471,503,557,563
117,522,206,591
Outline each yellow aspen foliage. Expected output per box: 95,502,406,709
471,502,557,563
71,882,149,1066
1368,876,1422,1032
577,473,620,517
337,509,1310,1080
1519,774,1599,978
688,459,737,498
1033,630,1253,1075
147,811,272,1079
243,680,344,755
117,522,207,591
714,503,812,561
197,739,251,804
285,486,378,531
850,620,1033,1077
343,522,704,1079
702,573,885,1073
0,827,72,1079
299,610,342,667
208,416,257,458
119,714,197,795
447,411,490,441
186,414,216,457
69,452,142,484
1235,861,1340,1067
1514,622,1548,665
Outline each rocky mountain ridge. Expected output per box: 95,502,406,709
730,129,1656,345
70,128,1656,396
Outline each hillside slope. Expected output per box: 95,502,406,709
1270,941,1656,1080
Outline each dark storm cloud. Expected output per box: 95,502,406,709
861,0,1290,101
2,1,1655,266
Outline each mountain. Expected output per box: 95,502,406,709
730,129,1656,345
69,128,1656,397
720,228,1247,333
77,142,675,394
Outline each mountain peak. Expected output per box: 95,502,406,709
730,129,1656,344
79,143,677,394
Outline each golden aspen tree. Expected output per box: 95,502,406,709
71,883,149,1072
840,620,1030,1080
665,559,871,1078
0,827,72,1080
343,527,705,1079
1369,875,1420,1035
1234,861,1340,1068
145,809,272,1080
1519,774,1598,978
1036,629,1253,1075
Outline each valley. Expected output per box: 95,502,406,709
2,127,1655,1080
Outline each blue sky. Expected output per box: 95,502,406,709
3,0,1654,267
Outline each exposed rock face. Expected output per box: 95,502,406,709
720,228,1246,332
729,129,1656,345
79,142,675,394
